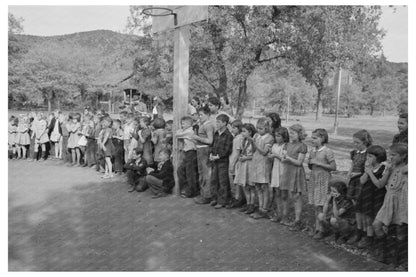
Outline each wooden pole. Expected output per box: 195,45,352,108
334,66,342,135
286,92,290,124
172,25,190,195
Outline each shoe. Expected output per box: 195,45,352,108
280,219,292,226
194,197,211,204
346,229,363,245
269,212,281,222
289,220,303,231
214,204,224,209
357,236,373,249
251,210,268,219
210,200,217,206
313,231,326,240
128,186,136,193
101,174,109,179
152,192,167,199
245,205,255,214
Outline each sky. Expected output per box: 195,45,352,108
8,5,408,62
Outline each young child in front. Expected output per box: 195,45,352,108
124,148,147,192
346,129,373,245
67,113,82,166
226,119,245,209
112,119,125,175
280,124,308,230
176,116,199,198
356,145,387,249
235,123,256,214
372,143,407,266
318,180,355,243
268,127,289,222
145,148,174,198
209,114,233,209
123,113,135,163
33,113,49,162
16,116,31,159
308,129,337,239
98,116,114,178
249,118,274,219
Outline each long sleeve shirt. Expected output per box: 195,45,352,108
211,128,233,163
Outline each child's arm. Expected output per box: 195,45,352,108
322,196,331,216
191,124,215,145
175,128,192,138
367,164,392,188
151,131,159,145
253,136,273,156
284,152,306,166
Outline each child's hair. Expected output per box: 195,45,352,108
289,124,307,141
113,119,121,126
266,112,282,130
256,117,271,133
102,116,113,127
192,96,200,105
153,118,166,129
399,112,408,121
181,116,193,125
216,114,230,125
353,129,372,147
197,105,211,116
329,179,348,196
312,128,329,144
72,113,81,122
389,143,408,164
166,120,173,125
208,96,221,108
366,145,387,163
242,123,256,137
231,120,243,132
275,127,290,143
140,116,151,126
160,147,172,158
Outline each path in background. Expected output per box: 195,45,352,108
9,160,390,271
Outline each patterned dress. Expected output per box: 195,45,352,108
249,133,274,184
35,119,49,144
270,143,285,188
8,123,17,146
67,122,81,149
376,165,408,225
18,123,31,145
347,150,367,201
234,138,254,186
307,146,335,206
229,134,244,175
280,141,308,192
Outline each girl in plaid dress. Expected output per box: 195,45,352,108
307,129,336,239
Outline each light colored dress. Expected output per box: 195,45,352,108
280,141,308,192
8,123,17,146
270,143,285,188
249,133,274,184
67,122,81,149
229,134,244,175
307,146,335,206
18,123,31,145
376,165,408,225
35,119,49,144
234,138,254,186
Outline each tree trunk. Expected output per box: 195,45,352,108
47,99,52,113
209,22,228,100
315,89,323,121
235,79,247,120
370,105,374,116
57,98,61,110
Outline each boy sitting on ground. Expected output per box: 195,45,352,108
145,148,174,198
124,148,147,192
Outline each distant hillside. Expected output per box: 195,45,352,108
9,30,151,109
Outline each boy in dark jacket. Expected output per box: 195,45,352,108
145,148,174,198
124,148,147,192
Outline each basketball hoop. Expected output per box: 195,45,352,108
142,7,178,26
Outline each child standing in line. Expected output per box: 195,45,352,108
94,116,105,172
280,124,308,230
372,143,407,266
67,113,82,166
165,120,173,141
268,127,289,222
17,116,31,159
151,118,167,164
356,145,387,249
123,113,135,163
78,115,91,166
98,116,114,179
307,129,337,239
49,111,62,160
209,114,233,209
346,129,373,245
137,117,154,167
127,119,140,162
32,113,49,162
8,116,18,159
28,113,37,161
60,114,70,163
226,119,245,209
249,118,274,219
84,118,96,167
318,180,355,243
112,119,125,175
236,123,256,214
176,116,199,198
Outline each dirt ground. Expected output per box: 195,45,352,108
8,159,393,271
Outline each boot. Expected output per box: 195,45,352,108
42,150,47,161
358,236,374,249
347,229,364,245
372,235,387,263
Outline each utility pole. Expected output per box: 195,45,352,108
334,66,342,135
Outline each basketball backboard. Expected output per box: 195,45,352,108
149,5,208,33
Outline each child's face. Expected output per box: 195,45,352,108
88,121,94,128
353,137,366,151
181,120,192,129
102,120,109,128
120,114,126,122
216,120,226,130
241,128,250,138
366,153,377,167
256,124,266,135
72,118,78,124
93,117,99,124
198,112,209,122
397,118,408,133
231,126,240,136
311,133,323,148
388,150,405,166
330,187,340,198
208,103,218,114
289,128,299,142
275,132,284,144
